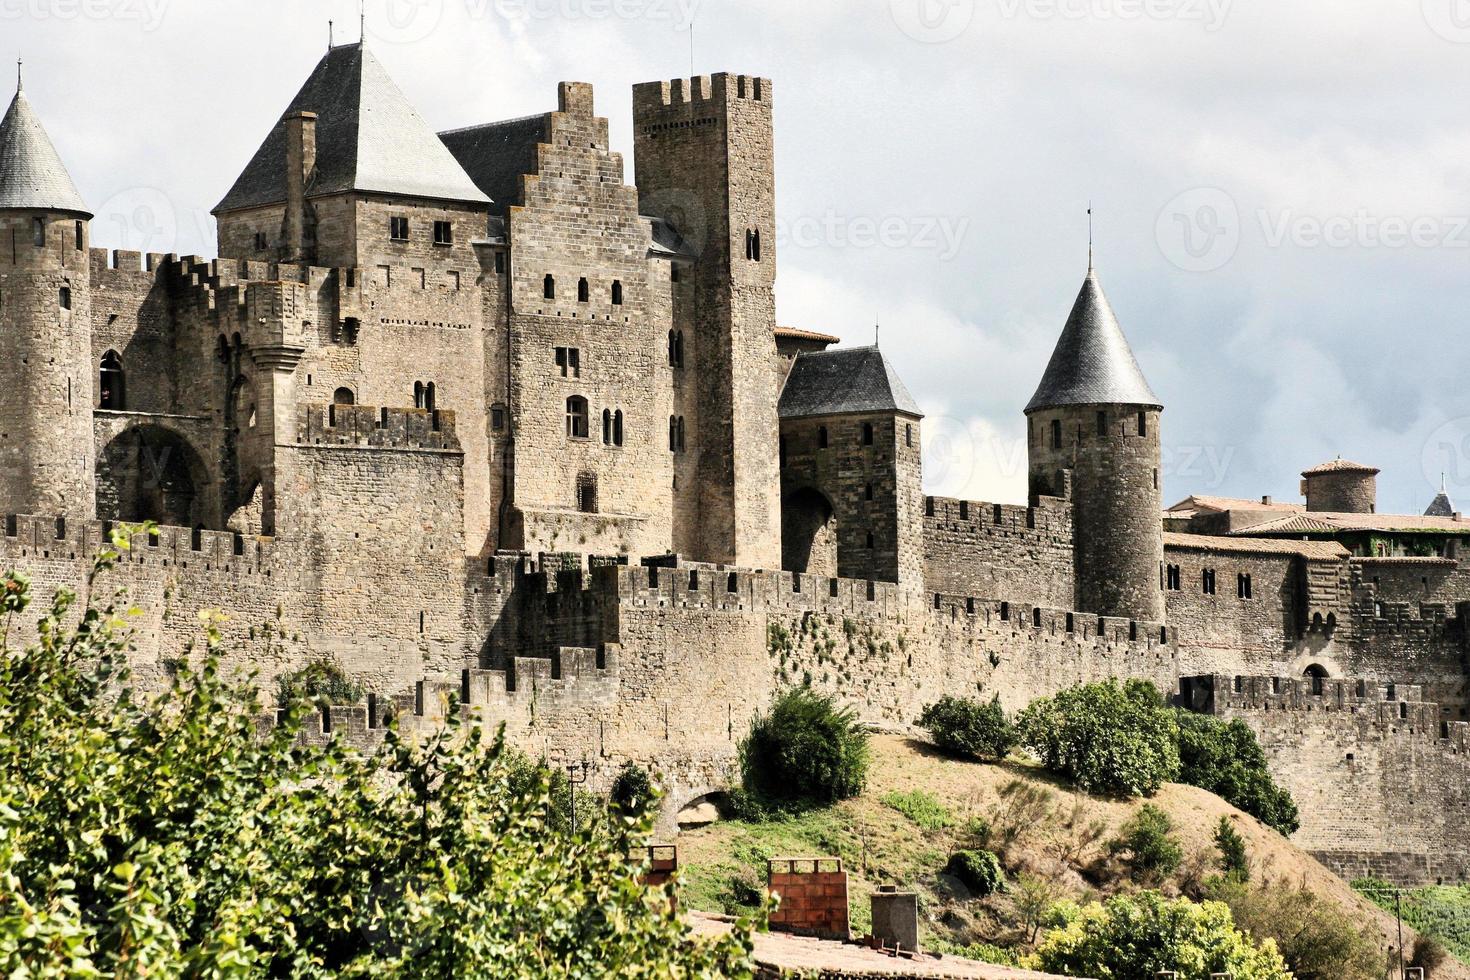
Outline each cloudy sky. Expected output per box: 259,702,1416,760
11,0,1470,513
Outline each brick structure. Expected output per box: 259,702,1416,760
768,858,850,940
6,41,1470,887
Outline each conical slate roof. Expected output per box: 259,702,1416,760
215,43,488,213
1426,480,1457,518
1025,270,1160,413
0,86,90,216
779,346,923,420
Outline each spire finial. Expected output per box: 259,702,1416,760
1087,201,1094,275
15,56,21,94
360,0,366,43
328,20,334,51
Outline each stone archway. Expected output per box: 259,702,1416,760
96,424,211,529
782,486,839,577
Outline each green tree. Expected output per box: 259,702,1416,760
1027,891,1292,980
739,687,868,807
1106,803,1183,883
1176,712,1299,835
918,694,1015,760
0,530,757,977
1209,876,1384,980
610,761,657,817
1016,680,1181,796
1214,816,1249,880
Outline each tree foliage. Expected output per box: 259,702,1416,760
738,687,868,807
1015,680,1181,797
1175,712,1300,835
1106,804,1183,883
610,761,656,818
1027,891,1293,980
918,694,1015,761
0,531,756,977
1208,876,1385,980
945,850,1005,897
1214,816,1249,880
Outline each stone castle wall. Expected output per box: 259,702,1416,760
922,495,1074,610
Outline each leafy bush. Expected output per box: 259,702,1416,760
918,694,1015,760
610,761,656,817
1210,876,1384,980
1027,891,1292,980
1012,872,1060,943
1106,804,1183,883
739,687,868,806
273,655,363,708
881,789,953,830
945,849,1006,896
1214,816,1249,880
1411,934,1449,975
0,538,757,977
1176,712,1300,835
1016,680,1181,796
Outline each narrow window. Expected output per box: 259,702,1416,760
566,396,589,439
253,231,267,250
905,423,913,447
342,317,360,345
668,331,677,366
675,331,685,367
556,347,567,375
669,416,678,452
414,381,425,409
390,216,409,241
569,348,580,377
865,483,874,501
576,474,597,514
677,416,686,451
1237,573,1252,599
602,408,612,445
1050,418,1062,449
31,217,44,246
866,531,875,549
433,220,453,245
1202,568,1216,595
577,277,589,303
611,280,623,305
99,351,124,410
818,426,828,449
333,387,354,405
614,409,624,447
75,220,84,250
670,264,680,283
862,422,874,446
1096,410,1107,437
491,404,506,431
59,286,71,310
1137,411,1147,436
424,383,436,413
1166,564,1182,591
494,251,506,274
543,274,555,299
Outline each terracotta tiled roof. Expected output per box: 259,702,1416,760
1228,512,1470,535
1165,495,1303,515
1165,531,1349,560
775,326,841,343
1302,457,1379,476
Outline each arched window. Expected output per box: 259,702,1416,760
602,408,612,445
1304,663,1328,695
865,531,875,549
611,280,623,305
99,351,125,410
675,331,685,366
414,381,425,409
424,382,436,413
577,277,589,302
613,409,624,446
216,335,230,363
1050,418,1062,449
333,387,355,405
31,217,44,246
566,396,589,439
745,228,761,261
543,274,555,299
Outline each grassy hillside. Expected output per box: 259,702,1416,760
678,735,1466,977
1356,880,1470,965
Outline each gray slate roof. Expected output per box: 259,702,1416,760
779,346,923,420
0,88,89,216
215,43,488,213
439,113,547,218
1025,270,1160,412
1426,489,1457,518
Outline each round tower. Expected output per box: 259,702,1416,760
1301,457,1378,514
1026,266,1164,622
0,75,95,520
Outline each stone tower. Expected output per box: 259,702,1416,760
632,73,782,569
1026,267,1163,621
1301,458,1378,514
0,78,95,521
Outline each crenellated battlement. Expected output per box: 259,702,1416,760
632,73,770,115
924,494,1070,535
0,513,272,576
295,403,461,452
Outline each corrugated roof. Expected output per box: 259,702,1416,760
1302,457,1379,476
1229,512,1470,536
215,43,488,213
0,87,89,216
778,346,922,420
1165,531,1348,561
1026,270,1160,412
438,112,547,217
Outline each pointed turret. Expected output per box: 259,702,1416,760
0,83,91,216
1026,265,1164,622
1426,477,1457,518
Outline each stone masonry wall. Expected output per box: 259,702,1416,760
923,495,1074,610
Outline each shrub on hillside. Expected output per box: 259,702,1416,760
1106,803,1183,883
273,655,362,708
1016,680,1180,796
1209,876,1384,980
1176,712,1300,835
918,694,1015,760
610,761,656,817
739,687,869,807
1214,816,1249,880
881,789,953,830
0,535,756,977
1027,891,1292,980
945,849,1006,897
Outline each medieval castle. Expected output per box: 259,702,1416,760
2,42,1467,885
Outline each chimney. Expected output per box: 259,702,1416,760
1261,495,1272,506
283,111,318,263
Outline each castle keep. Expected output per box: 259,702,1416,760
3,45,1468,885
